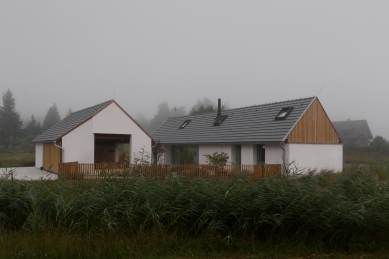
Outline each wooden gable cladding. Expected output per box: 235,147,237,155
287,98,340,144
42,143,61,173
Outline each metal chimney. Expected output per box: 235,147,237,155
217,98,221,118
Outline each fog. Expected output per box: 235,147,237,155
1,1,388,138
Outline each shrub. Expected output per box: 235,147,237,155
204,151,229,165
177,146,196,164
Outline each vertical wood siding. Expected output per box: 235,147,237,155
42,143,61,173
287,98,340,144
94,145,116,163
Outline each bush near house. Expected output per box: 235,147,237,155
204,151,229,165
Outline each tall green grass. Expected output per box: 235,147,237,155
1,166,389,257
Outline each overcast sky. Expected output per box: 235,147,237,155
1,1,388,139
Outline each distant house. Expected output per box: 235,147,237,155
32,100,153,173
332,120,373,146
151,97,343,173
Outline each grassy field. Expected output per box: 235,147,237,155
0,152,35,167
344,151,389,165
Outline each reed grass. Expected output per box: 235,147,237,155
1,165,389,258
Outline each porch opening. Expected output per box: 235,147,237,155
94,134,130,163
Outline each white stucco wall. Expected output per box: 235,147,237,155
198,144,233,164
285,143,343,173
92,102,152,163
62,119,94,163
265,144,284,165
35,142,43,168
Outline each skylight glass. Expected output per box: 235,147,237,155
179,120,191,129
275,107,293,120
278,111,288,117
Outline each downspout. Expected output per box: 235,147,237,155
53,140,64,164
151,140,157,164
280,142,286,175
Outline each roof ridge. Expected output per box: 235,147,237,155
166,96,315,120
70,100,112,114
225,96,315,112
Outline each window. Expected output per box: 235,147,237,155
235,145,241,165
256,144,265,164
275,107,293,120
213,115,228,126
179,120,191,129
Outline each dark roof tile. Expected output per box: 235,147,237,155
33,100,112,142
151,97,315,144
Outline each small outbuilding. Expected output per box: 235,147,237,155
151,96,343,173
33,100,153,173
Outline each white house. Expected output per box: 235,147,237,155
32,100,153,173
151,97,343,173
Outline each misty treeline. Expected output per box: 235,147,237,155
136,98,228,133
345,135,389,154
0,89,225,152
0,89,65,152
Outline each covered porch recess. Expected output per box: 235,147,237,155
94,134,130,163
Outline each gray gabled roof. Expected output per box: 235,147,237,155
332,120,373,140
32,100,112,143
151,97,316,144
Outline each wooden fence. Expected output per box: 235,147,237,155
58,162,282,180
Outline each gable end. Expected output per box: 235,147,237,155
287,98,340,144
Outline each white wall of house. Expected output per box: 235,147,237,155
35,142,43,168
92,102,152,163
285,143,343,173
265,144,284,165
62,119,94,163
198,144,233,164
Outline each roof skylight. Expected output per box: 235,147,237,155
213,115,228,126
275,107,293,120
179,120,191,129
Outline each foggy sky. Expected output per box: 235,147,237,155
1,1,388,138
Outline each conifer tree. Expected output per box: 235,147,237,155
42,103,61,132
0,89,23,148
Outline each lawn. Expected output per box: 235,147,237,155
0,152,35,167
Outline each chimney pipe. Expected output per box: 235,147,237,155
217,98,221,118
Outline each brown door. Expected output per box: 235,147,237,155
42,143,61,173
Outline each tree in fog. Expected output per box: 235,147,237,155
65,108,73,117
25,115,42,136
134,113,151,133
149,102,186,132
370,136,388,153
42,103,61,132
189,98,228,115
0,89,23,148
